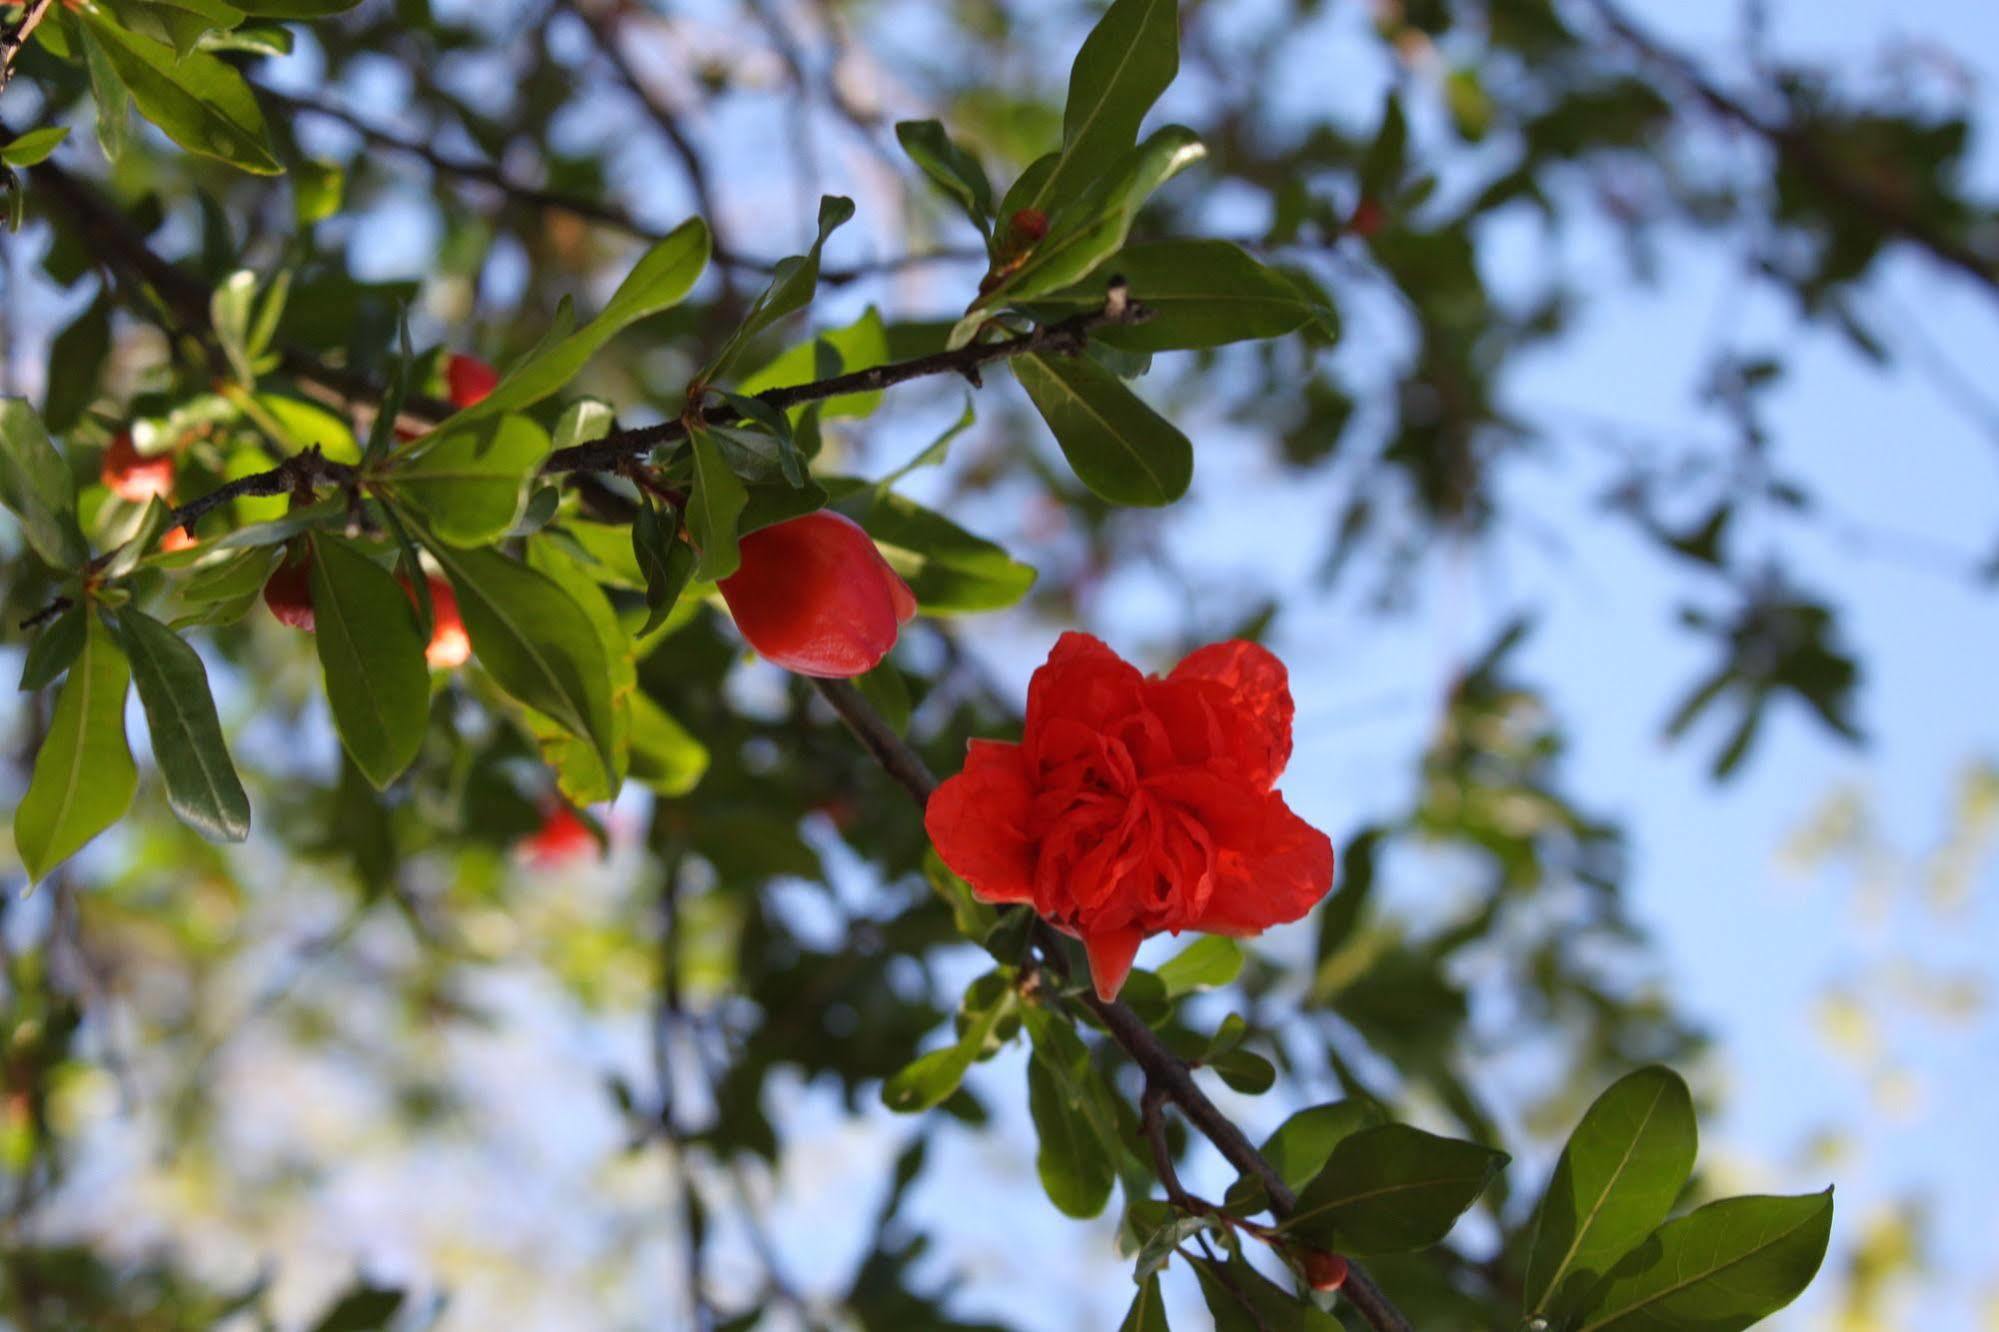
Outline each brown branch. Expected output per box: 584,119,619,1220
1587,0,1999,299
0,0,56,94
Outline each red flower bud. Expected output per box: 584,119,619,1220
263,552,316,632
400,573,471,669
100,432,176,503
718,511,917,678
1010,208,1049,242
521,804,595,867
445,353,500,409
1301,1249,1349,1293
925,633,1333,1003
1349,198,1386,238
159,525,198,553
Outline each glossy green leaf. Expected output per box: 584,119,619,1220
73,14,131,165
447,219,710,428
1015,350,1192,506
307,534,430,790
228,0,363,14
1023,1005,1120,1217
1194,1253,1340,1332
1573,1191,1835,1332
211,270,258,383
13,614,135,882
1525,1065,1699,1325
895,120,995,235
700,196,855,385
422,540,618,779
1260,1099,1386,1198
101,496,176,579
522,537,635,804
736,306,890,419
1286,1124,1507,1253
881,978,1016,1113
2,127,70,167
828,480,1035,613
686,425,748,582
1154,936,1242,997
626,691,709,797
1025,239,1331,350
253,394,361,464
1118,1275,1171,1332
80,11,281,174
43,295,112,434
631,498,696,636
19,604,87,692
387,413,551,546
115,607,251,843
1019,0,1179,217
0,397,89,569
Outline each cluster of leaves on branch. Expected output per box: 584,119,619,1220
4,0,1986,1325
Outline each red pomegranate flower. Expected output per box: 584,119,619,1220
445,353,499,408
400,573,471,669
718,510,917,678
263,551,316,632
925,632,1334,1002
100,432,176,503
520,805,596,867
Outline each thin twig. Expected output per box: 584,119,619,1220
0,0,56,94
1587,0,1999,299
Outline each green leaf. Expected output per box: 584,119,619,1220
42,295,112,434
306,534,430,790
420,539,618,779
101,496,176,579
1525,1066,1699,1325
1286,1124,1507,1253
80,11,281,174
1018,0,1180,217
1573,1191,1835,1332
2,127,70,168
1015,350,1192,506
211,270,258,383
1193,1253,1340,1332
73,13,131,165
19,604,87,692
877,396,975,489
292,157,344,226
1261,1100,1386,1198
13,614,135,882
1023,1005,1120,1217
386,413,551,546
895,120,995,236
0,397,90,569
828,479,1036,613
231,0,360,13
881,977,1017,1113
522,537,635,804
445,219,710,428
1154,936,1242,997
252,393,361,464
625,691,708,797
700,195,855,384
1025,239,1331,350
686,425,749,582
175,545,278,603
306,1283,404,1332
736,306,890,420
1118,1275,1172,1332
631,498,695,636
114,607,251,842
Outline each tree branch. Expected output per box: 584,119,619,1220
1587,0,1999,299
0,0,56,95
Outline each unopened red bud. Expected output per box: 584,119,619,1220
1010,208,1048,242
1301,1249,1349,1293
445,353,500,409
1349,198,1386,238
263,552,316,632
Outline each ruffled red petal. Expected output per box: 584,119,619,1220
1168,639,1295,790
1025,633,1145,757
924,739,1037,905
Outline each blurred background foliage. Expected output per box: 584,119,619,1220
0,0,1995,1327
